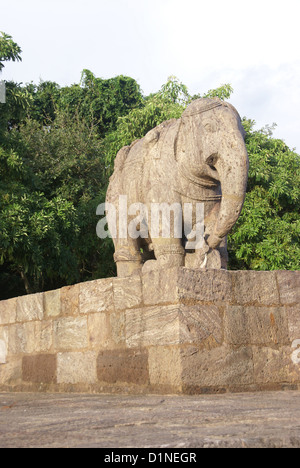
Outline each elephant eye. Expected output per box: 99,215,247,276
203,121,218,133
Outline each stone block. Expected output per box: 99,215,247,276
7,321,53,355
252,346,300,384
126,303,224,349
44,289,61,318
277,271,300,305
0,356,22,384
178,268,232,303
97,348,149,385
61,284,79,316
142,267,179,305
88,311,125,349
232,271,279,305
148,346,182,389
54,317,88,351
181,345,254,390
22,354,57,383
16,293,44,322
125,305,181,348
113,276,142,310
57,351,97,384
109,311,126,347
225,306,289,346
0,339,7,364
287,306,300,342
88,312,110,349
7,324,26,354
27,321,53,354
179,304,223,345
0,298,17,325
79,279,114,315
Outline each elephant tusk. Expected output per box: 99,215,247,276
200,254,208,269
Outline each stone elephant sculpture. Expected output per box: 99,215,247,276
106,98,249,277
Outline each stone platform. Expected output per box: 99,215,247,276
1,391,300,448
0,268,299,394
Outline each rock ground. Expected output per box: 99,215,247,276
1,391,300,448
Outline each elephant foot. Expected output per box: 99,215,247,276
142,253,185,274
185,246,222,270
116,261,142,278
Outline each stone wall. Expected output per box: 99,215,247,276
0,268,299,394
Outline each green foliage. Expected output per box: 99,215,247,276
0,49,298,299
103,76,190,168
228,121,300,270
56,71,144,137
0,81,33,133
0,32,22,72
191,83,234,101
0,107,115,298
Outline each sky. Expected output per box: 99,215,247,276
1,0,300,152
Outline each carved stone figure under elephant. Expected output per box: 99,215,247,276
106,98,249,277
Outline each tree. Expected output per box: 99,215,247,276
228,120,300,270
0,66,299,300
57,71,144,137
103,76,191,168
0,108,116,298
0,32,22,72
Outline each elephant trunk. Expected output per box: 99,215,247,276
207,135,249,249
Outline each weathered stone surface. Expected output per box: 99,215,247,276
88,312,110,349
252,346,300,384
0,357,22,384
26,321,52,353
179,304,223,345
125,305,181,347
0,298,17,325
22,354,56,383
7,321,52,355
113,276,142,310
54,317,88,351
277,270,300,305
79,279,113,315
61,284,79,316
287,306,300,342
224,306,289,346
57,352,97,384
0,267,299,395
0,339,7,364
142,268,179,305
181,345,253,390
109,311,126,347
6,323,26,354
148,346,182,390
44,289,61,318
178,268,232,302
16,293,43,322
2,391,300,448
97,348,149,385
232,271,279,305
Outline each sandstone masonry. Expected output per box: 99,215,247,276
0,268,299,394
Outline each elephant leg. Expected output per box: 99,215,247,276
113,238,143,277
218,236,228,269
142,238,185,273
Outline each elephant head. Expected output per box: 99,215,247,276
175,98,249,250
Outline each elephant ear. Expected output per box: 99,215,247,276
154,118,182,163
